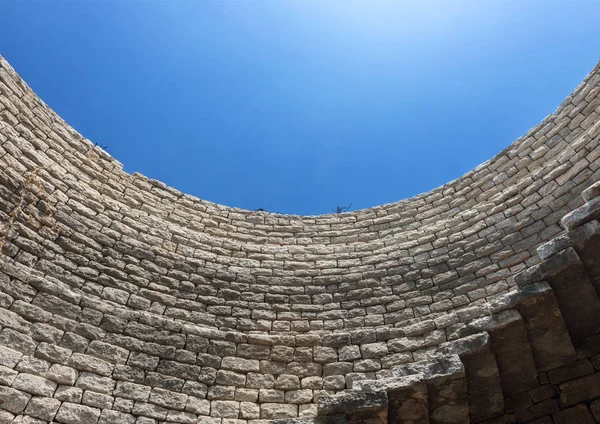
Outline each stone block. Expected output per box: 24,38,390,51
240,401,260,419
323,375,346,390
55,402,101,424
82,390,114,409
55,385,83,403
12,373,57,397
34,342,71,365
24,396,61,421
132,401,168,420
548,360,594,385
216,370,246,386
552,404,595,424
186,396,211,415
46,363,78,385
69,353,114,376
207,385,236,400
0,386,31,413
361,342,388,359
246,373,275,389
235,388,259,402
559,372,600,406
528,385,558,404
299,375,322,392
182,380,208,397
98,410,136,424
338,345,361,362
274,374,300,390
514,399,560,423
285,389,313,404
0,364,17,385
260,403,298,419
0,344,22,367
259,388,284,403
113,397,134,413
86,340,129,364
313,347,337,363
211,400,240,418
149,387,188,410
76,372,116,394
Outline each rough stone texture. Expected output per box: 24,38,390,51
23,396,61,421
55,402,101,424
1,55,600,423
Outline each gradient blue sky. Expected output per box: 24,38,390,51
1,1,599,215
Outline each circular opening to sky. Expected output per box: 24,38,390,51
2,1,599,215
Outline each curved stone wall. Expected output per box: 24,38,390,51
0,54,599,424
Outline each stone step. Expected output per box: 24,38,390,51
515,247,600,342
582,180,600,203
574,224,600,297
485,282,576,372
317,391,388,424
512,283,577,371
354,375,429,424
439,333,504,423
392,355,469,424
561,195,600,231
537,220,600,296
465,310,539,399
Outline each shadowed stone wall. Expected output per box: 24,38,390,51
0,55,599,423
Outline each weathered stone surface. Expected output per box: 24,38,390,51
260,403,298,419
186,397,211,415
559,372,600,406
46,364,78,385
240,401,260,419
274,374,301,390
0,345,22,367
562,196,600,230
285,389,314,404
211,400,240,418
583,181,600,202
0,386,31,413
24,396,61,421
12,373,57,397
114,381,151,401
149,387,187,410
0,365,17,386
69,353,114,376
537,220,600,260
548,360,594,385
591,399,600,421
82,390,114,409
514,399,560,423
55,402,101,424
512,283,577,371
318,391,388,415
54,386,83,403
76,372,116,394
216,369,246,386
259,388,285,403
552,404,595,424
132,402,168,420
98,410,136,424
86,340,129,364
338,345,361,362
221,356,260,373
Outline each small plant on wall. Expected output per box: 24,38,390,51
331,204,352,214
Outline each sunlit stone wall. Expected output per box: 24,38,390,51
0,55,599,423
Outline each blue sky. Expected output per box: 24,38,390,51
1,1,599,215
